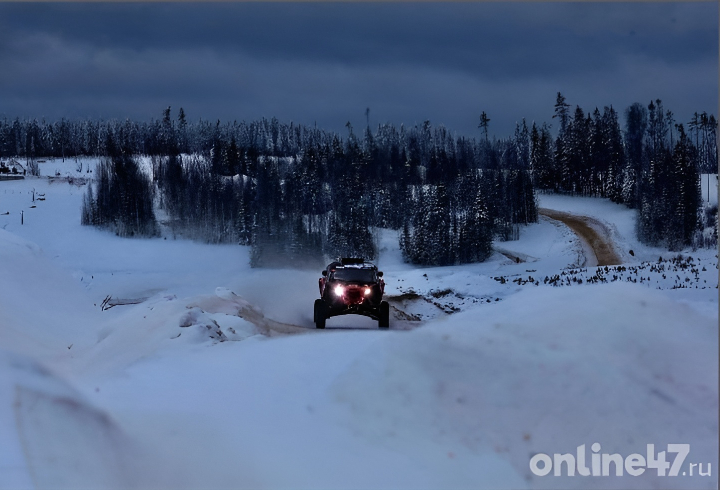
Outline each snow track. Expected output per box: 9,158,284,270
189,287,312,337
539,208,623,266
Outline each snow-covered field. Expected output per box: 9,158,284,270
0,159,717,489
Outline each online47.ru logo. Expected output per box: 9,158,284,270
530,443,712,477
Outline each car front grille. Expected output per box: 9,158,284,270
344,287,364,305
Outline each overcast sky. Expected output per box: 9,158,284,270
0,2,716,138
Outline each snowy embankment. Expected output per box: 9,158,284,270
0,160,717,489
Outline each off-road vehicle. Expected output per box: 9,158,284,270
314,258,389,329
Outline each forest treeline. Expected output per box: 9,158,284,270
71,105,537,266
535,95,716,249
2,93,717,265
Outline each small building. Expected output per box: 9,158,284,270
0,159,26,180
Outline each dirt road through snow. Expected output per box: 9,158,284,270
539,208,623,266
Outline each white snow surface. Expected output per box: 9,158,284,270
0,160,717,489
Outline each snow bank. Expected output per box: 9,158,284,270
493,215,583,269
332,282,717,489
0,228,103,365
63,282,717,490
0,350,142,489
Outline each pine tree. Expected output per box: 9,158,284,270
552,93,571,192
604,107,625,203
670,124,701,248
623,103,648,207
457,187,493,263
83,153,158,237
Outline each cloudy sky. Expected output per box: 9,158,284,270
0,2,716,138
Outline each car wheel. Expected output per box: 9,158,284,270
378,301,389,329
314,299,326,329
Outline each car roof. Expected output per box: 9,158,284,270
327,260,376,271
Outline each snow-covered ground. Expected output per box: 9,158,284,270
0,160,717,489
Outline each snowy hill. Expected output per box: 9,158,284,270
0,161,716,489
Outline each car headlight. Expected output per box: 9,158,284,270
364,287,371,296
334,285,344,296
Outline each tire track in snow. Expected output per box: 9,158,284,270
189,289,422,335
539,208,623,266
188,290,312,337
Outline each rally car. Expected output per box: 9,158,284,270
314,258,389,329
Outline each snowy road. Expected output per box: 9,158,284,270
539,208,623,266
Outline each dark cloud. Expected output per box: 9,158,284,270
0,3,716,137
